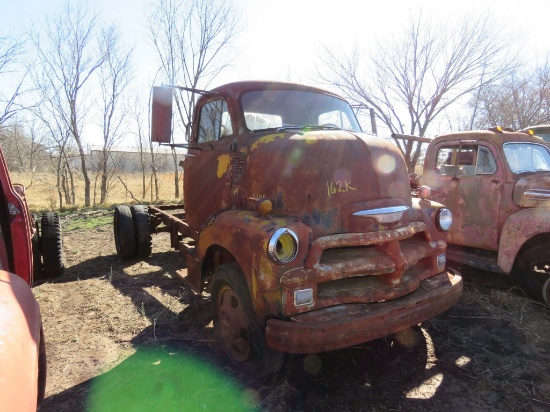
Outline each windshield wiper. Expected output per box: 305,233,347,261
251,125,304,134
251,124,344,134
515,169,539,174
303,125,343,131
275,125,304,133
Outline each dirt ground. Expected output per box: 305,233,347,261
34,210,550,412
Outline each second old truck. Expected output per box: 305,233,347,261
114,81,463,375
402,128,550,303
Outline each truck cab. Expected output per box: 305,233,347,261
419,128,550,301
122,81,463,375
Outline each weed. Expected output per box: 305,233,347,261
138,302,146,317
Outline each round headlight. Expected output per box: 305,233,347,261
436,208,453,232
268,228,298,263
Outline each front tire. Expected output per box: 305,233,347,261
40,212,64,277
113,205,136,259
543,277,550,307
211,264,284,376
512,244,550,302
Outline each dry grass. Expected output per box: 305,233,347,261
431,284,550,410
12,171,183,211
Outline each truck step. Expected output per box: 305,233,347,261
446,246,504,274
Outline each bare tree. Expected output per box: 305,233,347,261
147,0,240,197
318,10,517,172
0,119,50,181
129,89,160,201
469,59,550,130
29,1,105,206
96,26,132,204
0,35,28,126
33,101,76,208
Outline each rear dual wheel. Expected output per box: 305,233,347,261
113,205,152,259
131,205,152,258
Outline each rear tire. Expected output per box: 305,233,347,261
113,205,136,259
211,263,284,377
31,214,42,277
512,244,550,302
40,212,64,277
130,205,152,258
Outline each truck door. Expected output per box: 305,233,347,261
426,143,503,250
184,97,236,233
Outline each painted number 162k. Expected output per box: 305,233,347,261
327,180,356,197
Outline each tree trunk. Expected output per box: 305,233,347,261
172,148,179,198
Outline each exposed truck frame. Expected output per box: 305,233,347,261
114,81,463,375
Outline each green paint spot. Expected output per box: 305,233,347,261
88,347,254,412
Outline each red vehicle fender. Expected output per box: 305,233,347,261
0,270,43,411
498,208,550,273
0,151,34,284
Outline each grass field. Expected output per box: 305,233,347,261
11,171,183,211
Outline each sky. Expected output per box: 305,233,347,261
1,0,550,144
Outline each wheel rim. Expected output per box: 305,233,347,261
527,259,550,293
217,285,250,362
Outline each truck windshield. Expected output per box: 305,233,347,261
241,89,362,132
503,143,550,173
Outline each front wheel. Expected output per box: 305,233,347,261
211,264,284,376
543,277,550,307
512,244,550,302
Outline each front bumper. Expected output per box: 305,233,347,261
265,269,462,354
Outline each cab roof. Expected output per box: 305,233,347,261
210,80,345,100
430,129,545,146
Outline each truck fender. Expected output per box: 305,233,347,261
0,270,43,410
197,210,311,318
497,208,550,273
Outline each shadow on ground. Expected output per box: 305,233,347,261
37,234,550,412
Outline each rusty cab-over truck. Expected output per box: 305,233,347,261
114,81,463,375
408,128,550,303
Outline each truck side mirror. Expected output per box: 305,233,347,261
151,86,173,144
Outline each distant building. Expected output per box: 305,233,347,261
87,145,187,173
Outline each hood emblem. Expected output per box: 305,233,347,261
353,205,408,224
